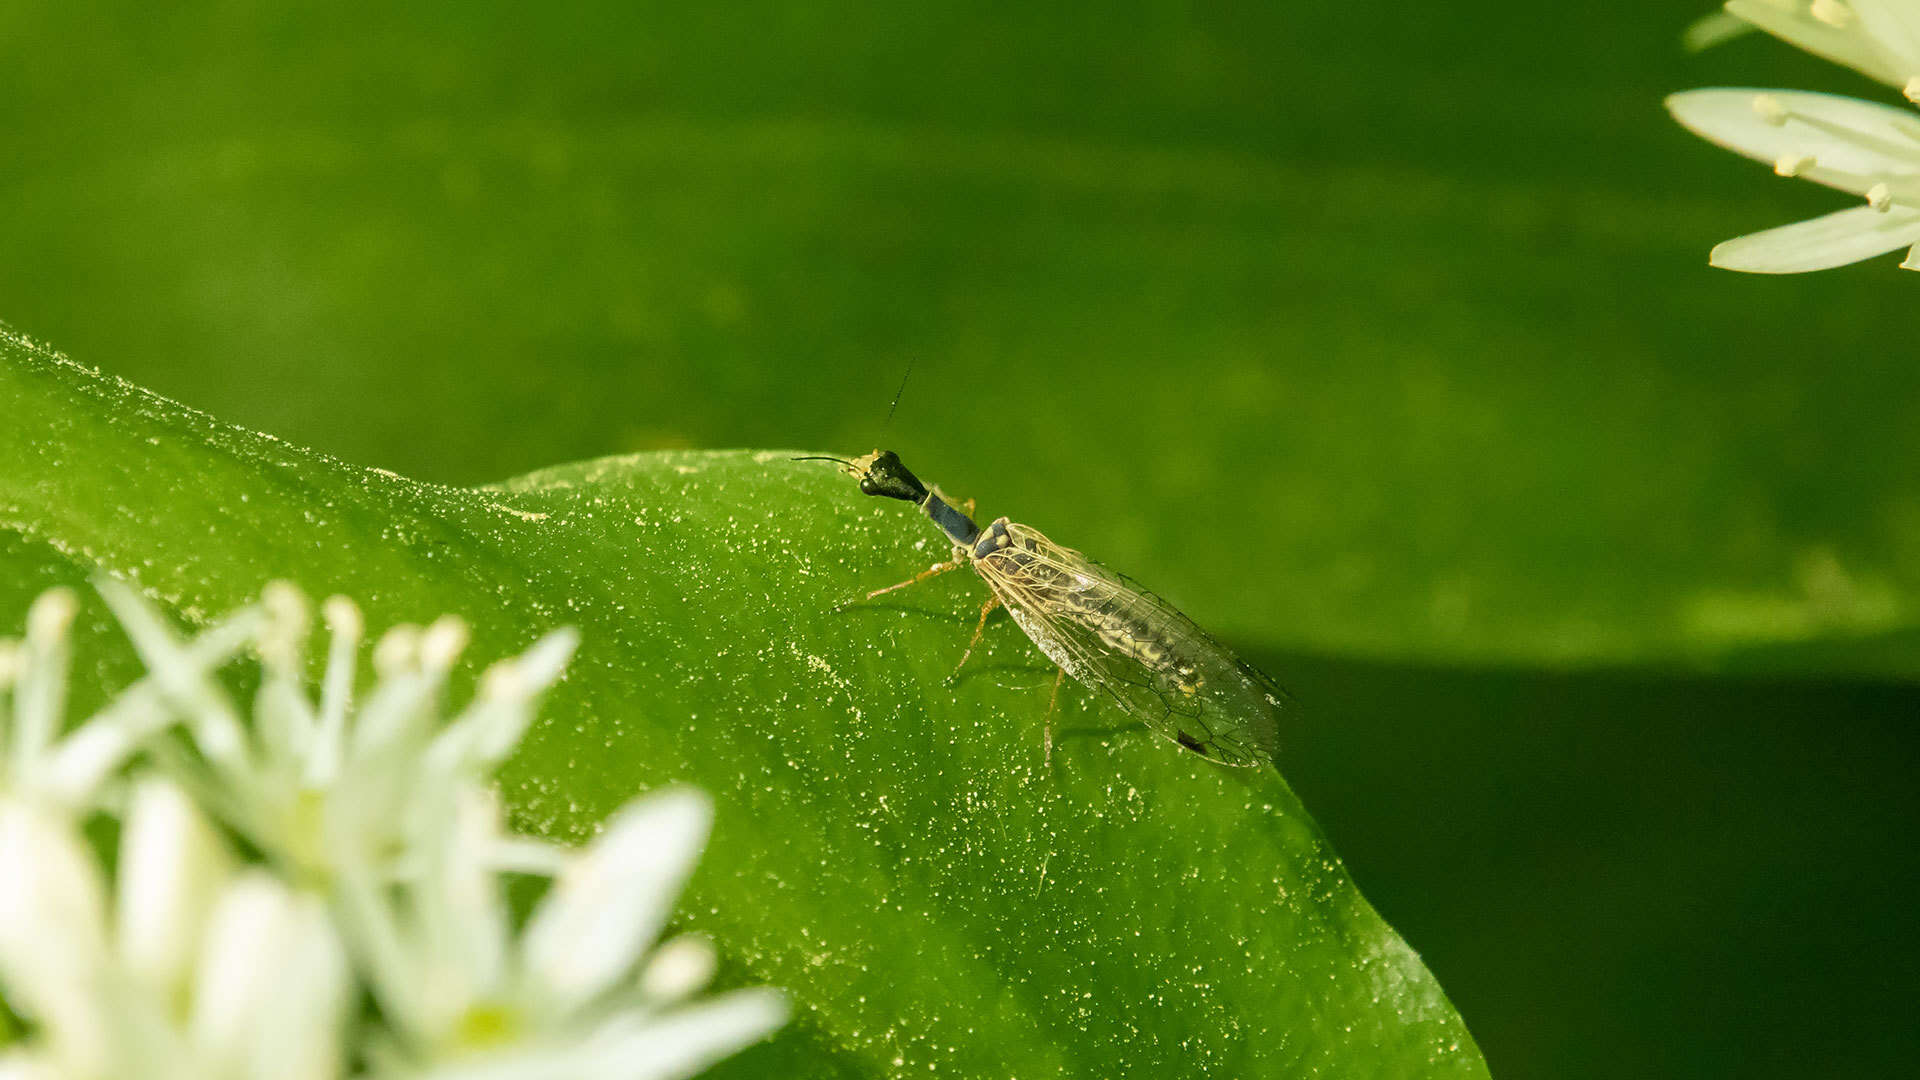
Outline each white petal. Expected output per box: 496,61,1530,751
413,787,511,1037
1667,88,1920,194
0,1052,64,1080
0,801,112,1076
333,859,430,1041
1710,203,1920,271
576,989,788,1080
186,880,350,1080
1727,0,1910,84
242,896,350,1080
521,789,712,1011
1851,0,1920,76
0,800,110,969
485,835,571,877
117,777,233,1000
255,677,316,769
190,875,341,1074
421,700,502,783
1684,10,1758,52
345,667,436,764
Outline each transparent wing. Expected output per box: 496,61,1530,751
974,522,1289,767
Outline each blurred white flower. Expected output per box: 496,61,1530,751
0,586,258,809
338,786,786,1080
1672,0,1920,271
94,579,577,882
1721,0,1920,90
0,779,350,1080
1720,0,1920,87
0,583,786,1080
1668,87,1920,269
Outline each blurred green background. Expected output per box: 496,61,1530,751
2,1,1915,1075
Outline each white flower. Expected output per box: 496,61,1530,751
0,584,788,1080
94,578,578,882
0,587,259,809
336,786,787,1080
1671,1,1920,271
1668,87,1920,270
0,780,350,1080
1720,0,1920,93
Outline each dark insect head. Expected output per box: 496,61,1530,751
853,450,929,502
791,449,929,504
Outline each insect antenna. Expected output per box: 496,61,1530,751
791,455,857,468
792,358,915,476
884,357,915,428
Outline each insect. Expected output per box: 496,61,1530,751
797,449,1288,767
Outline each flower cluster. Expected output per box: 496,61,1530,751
0,581,784,1080
1670,0,1920,272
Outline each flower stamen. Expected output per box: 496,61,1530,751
1810,0,1855,30
1776,152,1818,176
1753,93,1792,125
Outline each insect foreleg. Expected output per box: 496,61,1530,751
855,557,966,605
946,593,1003,682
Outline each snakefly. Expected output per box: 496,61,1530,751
797,450,1287,767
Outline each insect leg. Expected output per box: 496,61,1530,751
945,594,1003,681
854,557,965,605
1044,667,1064,766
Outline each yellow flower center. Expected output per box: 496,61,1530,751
454,1001,523,1049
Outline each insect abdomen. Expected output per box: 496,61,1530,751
1069,598,1201,692
987,537,1203,694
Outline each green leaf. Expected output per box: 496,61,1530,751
10,4,1920,677
0,328,1485,1078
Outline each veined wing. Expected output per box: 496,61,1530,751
974,522,1287,767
